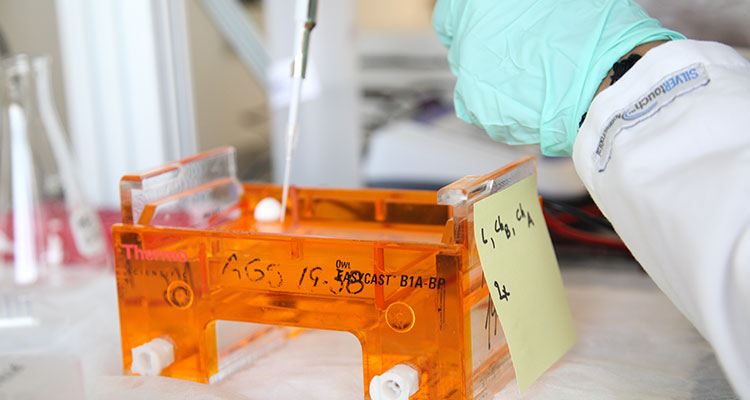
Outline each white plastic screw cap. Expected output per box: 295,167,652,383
369,364,419,400
131,338,175,376
254,197,283,222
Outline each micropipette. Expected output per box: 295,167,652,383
280,0,318,222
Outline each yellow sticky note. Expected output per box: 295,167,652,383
473,173,576,392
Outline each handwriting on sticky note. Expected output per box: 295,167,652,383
473,174,577,393
479,202,536,250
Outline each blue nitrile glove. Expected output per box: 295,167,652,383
433,0,684,156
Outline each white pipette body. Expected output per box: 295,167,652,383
279,76,303,223
279,0,317,222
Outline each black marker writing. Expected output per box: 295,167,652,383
494,281,510,302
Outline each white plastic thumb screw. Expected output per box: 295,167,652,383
131,338,175,376
369,364,419,400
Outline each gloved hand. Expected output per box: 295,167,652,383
433,0,684,156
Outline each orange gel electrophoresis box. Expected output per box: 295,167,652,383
112,147,537,399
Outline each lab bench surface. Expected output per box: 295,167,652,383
3,257,738,399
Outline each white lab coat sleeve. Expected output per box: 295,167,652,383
573,40,750,398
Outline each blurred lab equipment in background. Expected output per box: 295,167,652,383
0,54,110,363
0,54,108,288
